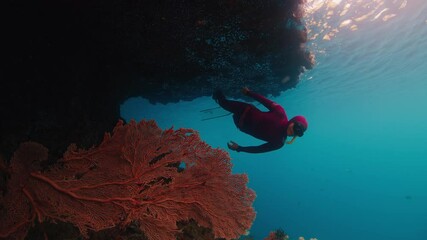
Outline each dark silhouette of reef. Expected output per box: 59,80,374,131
0,0,313,167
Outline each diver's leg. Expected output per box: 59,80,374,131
213,90,250,115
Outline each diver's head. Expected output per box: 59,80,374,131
286,116,308,144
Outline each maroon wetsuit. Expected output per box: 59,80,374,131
217,90,289,153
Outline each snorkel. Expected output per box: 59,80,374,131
286,136,297,144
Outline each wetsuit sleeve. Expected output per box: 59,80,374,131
237,142,283,153
247,91,279,111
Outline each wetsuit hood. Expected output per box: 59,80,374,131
289,115,308,130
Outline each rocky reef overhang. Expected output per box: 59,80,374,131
1,0,314,160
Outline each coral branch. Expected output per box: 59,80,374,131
30,172,140,205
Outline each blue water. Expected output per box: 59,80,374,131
121,1,427,239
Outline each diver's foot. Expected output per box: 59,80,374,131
212,89,225,103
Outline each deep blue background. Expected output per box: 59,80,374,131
121,1,427,239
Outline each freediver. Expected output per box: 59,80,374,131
212,87,308,153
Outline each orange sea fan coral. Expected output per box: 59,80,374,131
0,120,256,240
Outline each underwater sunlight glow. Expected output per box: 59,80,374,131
304,0,407,41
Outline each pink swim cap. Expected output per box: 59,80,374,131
289,115,308,130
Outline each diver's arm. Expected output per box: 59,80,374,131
235,142,283,154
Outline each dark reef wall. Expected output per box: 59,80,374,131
0,0,313,161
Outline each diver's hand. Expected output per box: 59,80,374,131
227,141,240,152
241,87,250,95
